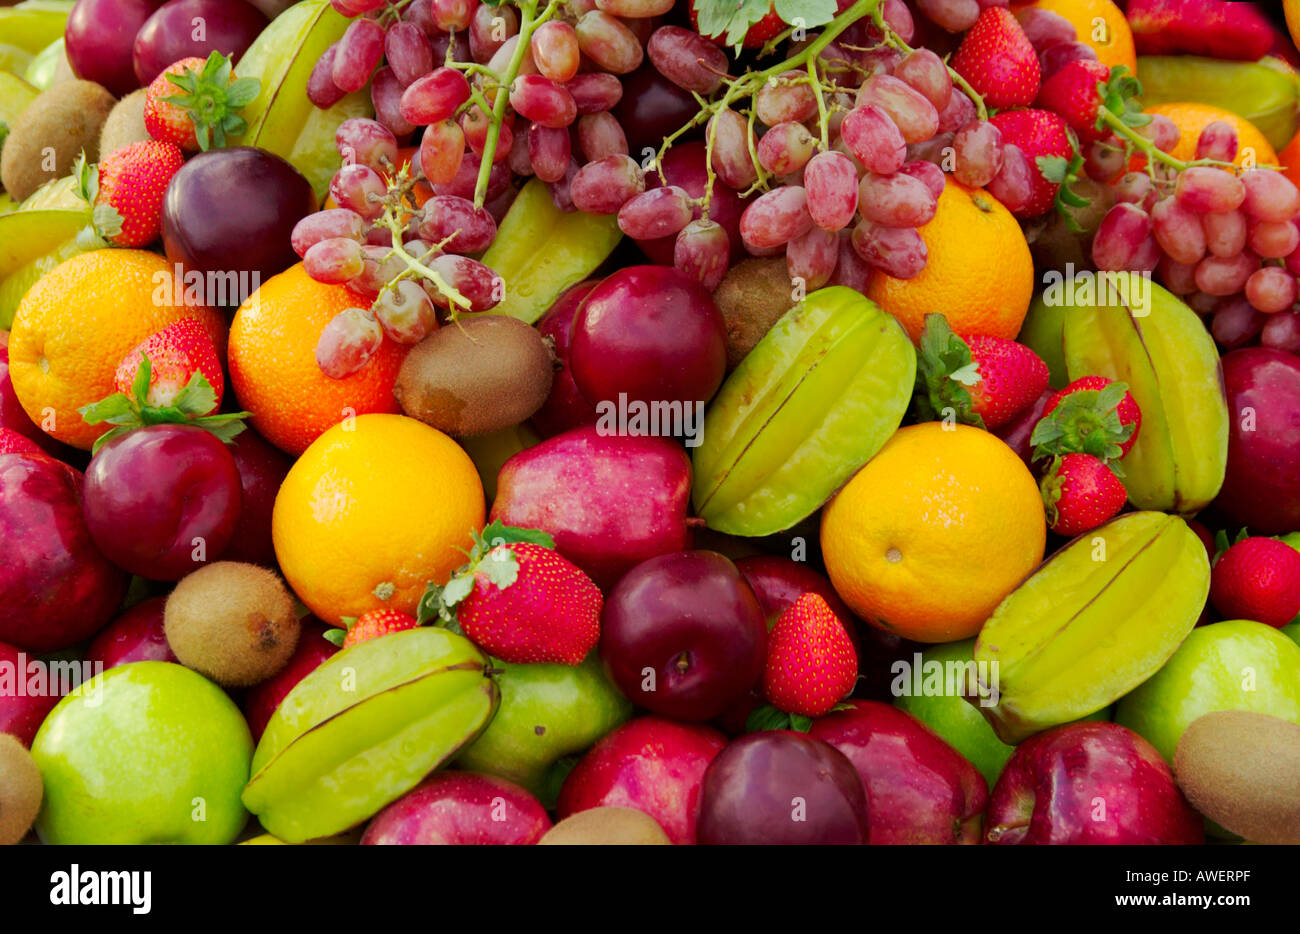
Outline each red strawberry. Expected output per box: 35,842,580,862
1210,537,1300,628
952,7,1041,110
144,52,260,152
336,609,420,648
114,318,224,413
988,108,1073,218
94,140,184,247
1040,453,1127,536
762,592,858,718
0,427,43,456
1039,375,1142,458
915,313,1050,430
1037,59,1111,144
448,538,602,665
689,0,785,50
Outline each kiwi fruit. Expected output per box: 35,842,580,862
0,80,115,202
98,89,150,159
713,257,797,370
538,807,672,845
1173,710,1300,845
0,734,43,846
396,315,554,437
164,562,301,688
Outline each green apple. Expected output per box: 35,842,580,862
1115,619,1300,763
457,654,631,800
32,661,253,844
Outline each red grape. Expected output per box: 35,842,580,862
755,71,817,127
571,154,646,214
531,21,581,82
840,105,907,174
916,0,979,32
647,25,728,95
1195,251,1259,296
420,119,467,184
1261,310,1300,352
709,109,758,190
428,254,504,310
1151,196,1207,265
371,67,416,137
1176,166,1246,214
334,18,385,93
953,119,1003,188
416,194,497,252
576,11,643,74
804,151,859,231
1248,220,1300,259
757,122,816,176
787,226,839,289
1210,297,1265,349
330,163,387,220
675,219,730,290
856,75,939,144
740,186,813,250
858,172,937,227
894,48,952,111
1241,169,1300,223
511,74,578,128
1092,203,1151,271
577,112,629,161
1245,266,1298,313
567,73,623,113
292,209,365,258
374,280,437,344
618,185,694,240
317,307,384,378
308,44,347,109
1195,120,1238,162
529,123,572,182
1204,209,1247,258
401,67,472,125
850,221,927,278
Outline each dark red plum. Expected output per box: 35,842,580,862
613,66,701,158
993,388,1053,465
0,454,127,652
530,280,601,439
0,639,62,747
84,596,177,670
133,0,269,86
83,424,243,581
640,141,748,264
66,0,166,96
221,427,291,567
697,731,871,845
242,618,337,741
600,551,766,722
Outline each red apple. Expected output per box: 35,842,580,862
985,721,1204,845
557,716,726,845
0,639,61,747
0,454,127,652
361,772,551,844
84,596,177,670
809,700,988,844
530,281,601,439
242,618,338,741
221,427,291,567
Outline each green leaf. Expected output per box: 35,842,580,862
416,583,445,626
694,0,777,51
192,414,248,445
440,574,475,609
773,0,836,29
225,77,261,109
474,519,555,553
92,203,123,239
477,548,520,591
745,704,793,733
322,628,346,647
948,361,981,387
788,714,813,733
912,313,985,428
1037,155,1071,185
130,353,152,405
78,393,135,426
172,369,217,417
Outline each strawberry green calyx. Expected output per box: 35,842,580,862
1030,381,1133,468
78,354,250,454
1211,527,1251,563
745,703,815,733
163,51,261,152
1039,455,1068,528
322,617,357,647
416,520,557,625
913,313,985,428
70,152,114,247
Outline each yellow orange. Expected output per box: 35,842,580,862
272,413,486,625
1014,0,1136,72
867,179,1034,343
228,263,407,457
821,423,1046,643
1144,102,1279,168
7,250,226,449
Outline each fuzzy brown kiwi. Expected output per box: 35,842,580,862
0,734,43,846
538,807,672,845
395,315,554,437
98,89,150,159
1173,710,1300,845
164,562,301,688
713,257,797,370
0,79,115,202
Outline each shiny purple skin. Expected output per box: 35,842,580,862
613,66,701,158
697,731,871,845
84,596,177,670
0,454,127,652
600,550,767,722
993,388,1053,465
1213,348,1300,534
570,265,727,411
490,426,693,589
242,618,337,741
83,424,243,581
0,639,62,747
530,280,601,439
162,147,317,285
132,0,268,86
641,141,747,264
221,427,291,567
66,0,166,97
362,772,552,845
986,722,1204,845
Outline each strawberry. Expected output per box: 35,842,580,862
0,427,43,456
1210,536,1300,628
689,0,786,50
762,592,858,718
114,319,224,413
1034,375,1142,460
988,108,1073,218
428,522,601,665
143,51,260,152
327,608,420,648
92,140,184,248
914,313,1050,430
1036,59,1111,145
952,7,1041,110
1040,453,1127,536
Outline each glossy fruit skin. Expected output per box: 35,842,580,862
1214,348,1300,534
241,619,337,742
0,347,66,459
162,147,317,284
1210,537,1300,627
132,0,269,86
613,66,701,157
84,596,177,670
83,424,243,581
600,551,767,722
0,639,62,747
0,454,127,652
640,141,748,264
734,555,861,650
697,730,870,845
557,716,726,845
530,281,601,439
66,0,166,97
221,427,291,567
985,722,1203,845
362,772,551,845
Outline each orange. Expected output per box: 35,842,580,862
821,423,1046,643
7,250,226,449
272,413,485,625
228,263,407,457
1013,0,1136,73
1281,128,1300,191
867,179,1034,343
1144,102,1279,168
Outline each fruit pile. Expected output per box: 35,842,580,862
2,0,1300,849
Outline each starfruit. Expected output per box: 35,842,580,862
1016,294,1069,390
0,4,68,76
232,0,371,197
0,185,91,328
242,627,497,843
692,286,915,536
971,511,1208,745
1137,55,1299,153
481,177,622,323
1055,274,1228,514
